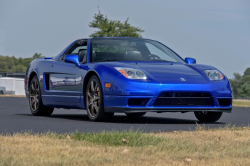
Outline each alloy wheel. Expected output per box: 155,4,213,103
30,79,40,112
86,80,101,118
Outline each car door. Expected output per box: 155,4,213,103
48,40,88,103
49,60,83,103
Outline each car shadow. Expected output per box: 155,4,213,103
16,113,225,125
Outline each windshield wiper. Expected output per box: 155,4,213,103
95,59,118,62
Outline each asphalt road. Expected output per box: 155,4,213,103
0,97,249,134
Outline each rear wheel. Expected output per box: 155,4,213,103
0,91,3,95
194,111,222,122
29,76,54,116
125,112,146,117
85,75,113,121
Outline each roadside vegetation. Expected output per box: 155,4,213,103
229,68,250,98
0,53,43,73
1,125,250,166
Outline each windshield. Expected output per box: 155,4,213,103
90,38,185,63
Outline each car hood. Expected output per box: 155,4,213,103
98,61,218,84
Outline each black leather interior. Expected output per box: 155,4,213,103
78,49,87,63
124,51,142,61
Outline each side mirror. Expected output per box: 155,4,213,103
185,57,196,64
65,54,80,67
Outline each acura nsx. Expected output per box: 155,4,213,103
25,37,232,122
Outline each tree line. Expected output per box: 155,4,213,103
0,53,42,73
229,68,250,98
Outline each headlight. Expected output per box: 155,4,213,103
204,70,224,81
115,67,147,79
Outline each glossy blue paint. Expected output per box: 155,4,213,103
24,37,232,113
65,54,80,66
44,57,53,59
185,57,196,64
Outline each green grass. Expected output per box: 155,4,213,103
2,126,250,166
40,130,165,147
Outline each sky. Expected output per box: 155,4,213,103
0,0,249,78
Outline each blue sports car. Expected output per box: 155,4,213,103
25,37,232,122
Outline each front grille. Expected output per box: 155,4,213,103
154,92,212,106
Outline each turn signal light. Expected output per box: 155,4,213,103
105,83,111,88
118,69,128,78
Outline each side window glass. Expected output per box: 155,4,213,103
71,46,87,54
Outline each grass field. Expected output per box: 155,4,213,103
233,100,250,107
1,125,250,166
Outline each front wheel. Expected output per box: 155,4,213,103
85,75,113,121
29,76,54,116
194,111,222,122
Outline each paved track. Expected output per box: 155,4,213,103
0,97,249,134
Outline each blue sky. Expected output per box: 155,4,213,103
0,0,249,78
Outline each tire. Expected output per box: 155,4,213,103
125,112,146,117
29,76,54,116
194,111,222,122
0,91,3,95
85,75,113,121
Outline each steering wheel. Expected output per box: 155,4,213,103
143,54,161,61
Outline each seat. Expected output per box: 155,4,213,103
78,49,87,63
124,51,142,61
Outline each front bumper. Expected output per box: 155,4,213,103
104,76,232,113
104,95,232,113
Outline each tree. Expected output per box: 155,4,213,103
243,68,250,77
89,10,144,38
32,53,43,59
0,53,42,73
240,83,250,98
230,68,250,98
229,72,242,98
229,79,241,98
